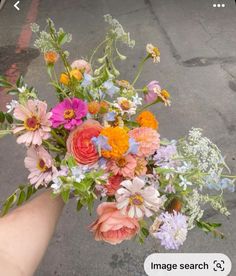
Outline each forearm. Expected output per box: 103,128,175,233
0,190,64,276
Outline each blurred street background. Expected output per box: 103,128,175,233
0,0,236,275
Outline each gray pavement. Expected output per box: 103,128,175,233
0,0,236,275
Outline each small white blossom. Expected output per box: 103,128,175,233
18,85,27,93
6,100,18,113
179,175,192,190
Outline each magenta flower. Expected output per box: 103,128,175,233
51,98,88,130
144,81,161,103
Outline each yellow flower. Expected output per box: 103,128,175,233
60,73,69,85
160,89,171,106
136,111,159,129
146,43,160,63
101,127,129,159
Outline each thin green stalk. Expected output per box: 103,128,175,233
132,56,149,86
89,38,109,66
51,129,66,147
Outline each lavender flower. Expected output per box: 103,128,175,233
154,144,177,168
154,211,188,250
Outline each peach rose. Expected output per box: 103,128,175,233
67,119,102,165
89,202,140,245
71,59,91,74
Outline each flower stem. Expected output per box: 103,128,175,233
89,38,109,66
132,56,149,86
51,129,66,147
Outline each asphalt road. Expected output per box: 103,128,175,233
0,0,236,275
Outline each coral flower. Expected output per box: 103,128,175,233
71,59,91,74
107,154,137,178
89,202,140,245
24,146,57,188
44,51,58,64
13,100,52,146
67,119,102,165
129,127,160,157
135,158,147,176
88,101,100,115
100,127,129,159
136,111,159,129
115,177,163,219
105,174,123,196
51,98,87,130
60,73,69,85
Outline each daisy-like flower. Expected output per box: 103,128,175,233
13,100,52,146
24,146,57,188
146,44,160,63
154,88,171,106
51,98,88,130
113,97,137,116
115,177,163,219
153,211,188,250
107,154,137,178
129,127,160,157
134,158,147,176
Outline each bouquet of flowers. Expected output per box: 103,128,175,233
0,15,235,250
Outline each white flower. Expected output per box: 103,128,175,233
71,166,86,183
146,43,160,63
179,175,192,190
51,177,63,193
132,93,142,106
113,97,137,115
6,100,18,113
115,177,163,219
18,85,27,93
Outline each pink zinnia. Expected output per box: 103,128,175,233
106,154,137,178
144,81,161,103
24,146,57,188
51,98,88,130
129,127,160,157
115,177,163,219
13,100,52,146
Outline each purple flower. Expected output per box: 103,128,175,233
154,211,188,250
51,98,88,130
144,81,161,103
154,144,177,168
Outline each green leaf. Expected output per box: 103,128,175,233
1,194,17,216
58,33,68,45
17,190,26,206
5,113,13,124
0,76,12,88
0,112,5,123
61,189,70,203
141,227,149,238
76,200,83,211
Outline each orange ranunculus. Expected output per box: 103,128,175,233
60,73,70,86
89,202,139,245
66,119,102,165
136,110,158,129
44,51,59,64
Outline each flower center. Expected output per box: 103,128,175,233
129,194,144,206
116,157,127,168
24,116,40,131
37,159,48,172
153,47,160,56
120,100,131,110
161,89,170,99
64,109,75,119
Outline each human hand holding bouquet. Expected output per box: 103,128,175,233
0,15,235,250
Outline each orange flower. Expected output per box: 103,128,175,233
44,51,58,64
136,111,158,129
99,101,109,114
100,127,129,159
70,68,83,81
60,73,69,85
88,101,100,115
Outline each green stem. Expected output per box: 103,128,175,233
132,55,149,86
136,100,158,114
89,38,109,66
220,174,236,179
43,140,62,153
51,129,66,147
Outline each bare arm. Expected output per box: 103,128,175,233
0,190,64,276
